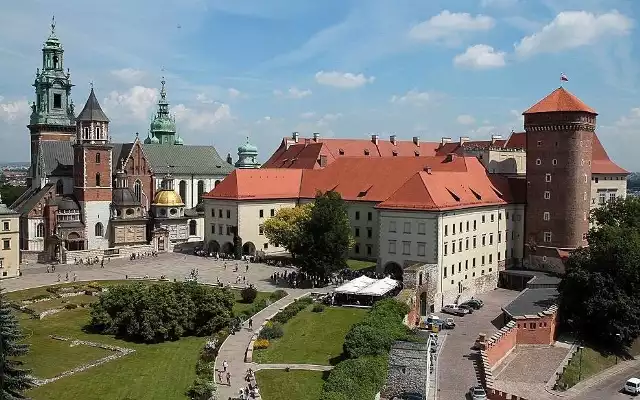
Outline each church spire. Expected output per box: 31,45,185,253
149,76,177,145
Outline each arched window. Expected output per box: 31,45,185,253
36,223,45,238
215,180,221,188
197,181,205,202
189,220,197,236
179,180,187,203
95,127,101,139
134,180,141,202
95,173,101,187
94,222,104,237
56,180,64,195
95,152,101,164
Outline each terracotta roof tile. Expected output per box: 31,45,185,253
203,169,303,200
504,132,526,149
524,87,597,115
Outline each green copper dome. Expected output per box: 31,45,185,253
174,135,184,145
144,133,160,144
238,140,258,155
150,117,176,133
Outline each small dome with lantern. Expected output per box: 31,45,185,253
235,137,260,169
152,174,184,207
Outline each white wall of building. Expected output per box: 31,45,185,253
83,201,111,249
346,202,379,260
156,176,226,210
590,174,627,210
25,217,45,252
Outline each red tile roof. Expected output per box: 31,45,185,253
203,169,303,200
523,87,597,115
504,131,526,149
262,142,329,169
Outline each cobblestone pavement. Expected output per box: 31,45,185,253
493,345,569,400
3,253,296,293
435,289,520,400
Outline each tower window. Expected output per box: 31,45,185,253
94,222,104,237
543,231,552,243
96,152,101,164
552,159,558,165
56,180,64,195
53,94,62,109
544,191,551,199
543,212,550,221
53,55,59,69
189,220,197,236
537,140,542,147
536,158,542,165
95,173,101,187
545,174,552,182
134,180,142,202
83,127,90,140
96,127,101,138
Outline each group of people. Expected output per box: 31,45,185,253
73,256,108,267
235,368,259,399
269,269,327,289
129,251,158,261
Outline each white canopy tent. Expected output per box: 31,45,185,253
357,277,400,296
335,275,377,294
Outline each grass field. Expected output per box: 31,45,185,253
10,281,271,400
558,346,618,389
253,306,367,365
346,259,376,271
233,291,273,316
27,295,98,313
255,370,327,400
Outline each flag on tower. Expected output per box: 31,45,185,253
560,73,569,82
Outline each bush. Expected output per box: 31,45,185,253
312,304,325,313
259,322,284,340
186,377,216,400
239,298,267,319
271,297,313,324
321,356,388,400
254,339,270,349
46,287,59,294
195,359,214,377
64,303,78,310
29,294,51,302
240,286,258,303
269,289,288,302
89,282,235,343
87,281,103,291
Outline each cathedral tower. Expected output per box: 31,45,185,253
235,138,260,169
28,17,76,172
146,78,184,145
523,87,596,272
73,87,112,249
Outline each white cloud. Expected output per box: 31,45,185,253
409,10,495,43
390,90,432,106
273,87,312,99
0,96,30,123
454,44,506,69
228,88,241,98
612,107,640,129
102,86,159,121
110,68,146,84
469,125,498,136
314,71,375,89
173,102,232,131
457,114,476,125
481,0,518,8
196,93,214,104
317,113,343,126
514,10,633,57
300,111,316,119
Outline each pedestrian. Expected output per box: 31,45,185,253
101,258,104,268
57,273,61,282
217,369,222,382
65,272,69,281
223,359,228,372
226,371,231,385
245,263,249,272
46,265,50,273
248,318,253,329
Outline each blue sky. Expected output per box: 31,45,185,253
1,0,639,170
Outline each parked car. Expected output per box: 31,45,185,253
393,392,424,400
461,298,484,309
442,304,468,316
624,377,640,395
443,317,455,329
458,303,475,314
469,385,488,400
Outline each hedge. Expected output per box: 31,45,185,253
321,356,388,400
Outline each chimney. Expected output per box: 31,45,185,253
390,135,397,145
459,136,470,145
413,136,420,146
445,153,456,163
491,134,503,145
424,166,432,174
319,155,327,168
441,137,452,146
371,134,379,145
292,131,299,143
312,132,320,142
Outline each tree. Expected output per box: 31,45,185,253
558,197,640,347
0,289,33,399
263,203,313,257
1,185,26,208
298,191,353,279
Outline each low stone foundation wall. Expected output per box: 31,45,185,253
66,244,155,264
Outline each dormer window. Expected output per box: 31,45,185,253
364,149,370,156
339,148,345,155
392,150,398,156
415,151,420,156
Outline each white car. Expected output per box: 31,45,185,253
469,385,487,400
442,304,468,316
624,377,640,395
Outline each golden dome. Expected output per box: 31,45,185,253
153,189,184,206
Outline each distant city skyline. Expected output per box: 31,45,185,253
0,0,639,170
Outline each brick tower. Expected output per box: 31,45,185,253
523,87,597,273
28,17,76,178
73,87,112,250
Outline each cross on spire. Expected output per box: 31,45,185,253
90,81,94,90
51,15,56,35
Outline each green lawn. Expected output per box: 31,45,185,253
255,370,326,400
347,259,376,271
8,281,272,400
5,280,142,302
28,295,98,313
232,291,272,316
254,306,367,365
558,346,618,389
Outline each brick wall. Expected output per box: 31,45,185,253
484,321,518,366
514,309,558,345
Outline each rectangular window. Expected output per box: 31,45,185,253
544,231,552,243
355,227,360,237
211,225,215,234
465,238,469,250
452,242,456,254
418,223,426,235
226,210,231,219
404,222,411,234
482,235,486,246
444,225,448,236
452,224,456,235
544,191,551,200
481,255,485,265
506,211,510,220
543,212,550,221
482,215,486,223
367,227,372,238
498,212,502,221
218,209,223,218
466,221,469,231
259,225,264,235
599,192,606,205
489,254,493,264
259,209,264,218
489,234,493,245
53,93,62,109
444,242,448,256
459,222,463,232
3,239,10,250
458,262,462,273
490,214,495,222
226,226,231,235
389,221,396,232
473,220,477,230
545,173,552,182
473,258,476,267
211,209,215,218
270,209,275,217
473,236,477,248
451,265,455,276
402,241,411,255
366,245,372,256
355,244,360,254
2,222,8,231
609,192,616,202
218,224,223,235
417,242,426,257
367,211,372,221
498,252,501,261
458,240,462,252
444,267,447,278
355,211,360,220
465,260,469,270
388,240,396,254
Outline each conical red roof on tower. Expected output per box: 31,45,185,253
523,87,597,115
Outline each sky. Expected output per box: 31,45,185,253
1,0,639,170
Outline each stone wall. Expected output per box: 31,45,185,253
440,269,498,307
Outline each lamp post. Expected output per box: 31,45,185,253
578,345,584,381
615,333,622,364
